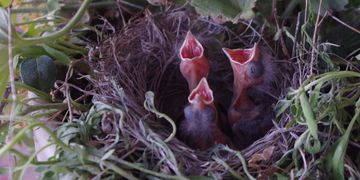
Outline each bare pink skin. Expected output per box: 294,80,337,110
180,31,209,91
223,43,264,126
179,78,230,150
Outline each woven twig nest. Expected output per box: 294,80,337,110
88,7,293,178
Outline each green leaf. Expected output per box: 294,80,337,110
310,81,325,107
304,133,321,154
20,55,57,93
23,23,42,37
299,88,319,140
0,0,11,8
101,149,115,161
0,47,9,100
42,44,71,65
0,7,22,45
15,82,52,101
190,0,256,23
0,7,10,44
324,98,360,180
18,45,71,65
275,98,294,117
18,46,48,59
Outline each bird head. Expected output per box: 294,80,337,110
180,31,204,62
222,43,264,88
188,77,214,109
179,31,209,91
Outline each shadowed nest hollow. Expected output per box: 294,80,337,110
89,7,292,177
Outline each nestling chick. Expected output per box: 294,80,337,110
179,78,231,150
179,31,210,91
223,43,275,148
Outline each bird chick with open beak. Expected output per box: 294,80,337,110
223,43,274,148
179,31,210,91
179,78,230,150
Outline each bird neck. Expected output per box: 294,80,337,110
180,56,209,91
191,99,216,111
231,87,254,109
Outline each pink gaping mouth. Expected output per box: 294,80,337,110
222,43,259,65
188,78,213,104
180,31,204,60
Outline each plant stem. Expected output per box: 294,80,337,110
299,87,318,140
107,155,188,180
304,71,360,92
62,1,117,10
309,0,323,76
19,103,68,116
0,117,73,156
6,6,16,179
58,40,88,53
14,18,58,26
48,43,85,55
11,8,47,14
88,156,139,180
289,71,360,96
18,0,92,46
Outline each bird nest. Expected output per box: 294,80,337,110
87,7,293,178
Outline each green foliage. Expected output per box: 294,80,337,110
41,45,71,65
0,8,22,45
0,48,9,101
20,55,57,93
324,99,360,180
190,0,256,23
0,0,90,100
0,7,9,44
1,0,360,179
299,88,319,140
275,71,360,178
0,0,11,8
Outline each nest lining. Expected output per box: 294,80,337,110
89,7,293,177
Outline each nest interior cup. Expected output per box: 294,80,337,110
91,7,283,177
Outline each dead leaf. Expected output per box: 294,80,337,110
248,146,275,168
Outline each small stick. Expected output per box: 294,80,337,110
330,14,360,34
292,13,301,58
309,0,323,76
6,5,16,180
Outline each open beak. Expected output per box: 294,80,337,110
179,31,209,91
188,78,214,106
222,43,260,87
180,31,204,61
222,43,261,108
222,43,259,66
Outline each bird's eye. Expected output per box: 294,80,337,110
247,61,264,79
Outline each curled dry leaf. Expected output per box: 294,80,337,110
248,146,275,169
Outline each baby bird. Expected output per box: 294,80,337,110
179,31,210,91
179,78,230,150
223,43,274,148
